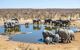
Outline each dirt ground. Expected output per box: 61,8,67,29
0,32,80,50
0,19,80,50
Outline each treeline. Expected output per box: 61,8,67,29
0,9,80,20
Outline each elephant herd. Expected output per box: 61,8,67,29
42,28,75,44
4,18,19,28
33,18,71,27
3,18,76,44
33,18,74,44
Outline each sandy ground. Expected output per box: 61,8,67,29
0,19,80,50
0,32,80,50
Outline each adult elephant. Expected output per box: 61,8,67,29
4,20,16,28
33,18,40,24
4,22,12,28
51,20,62,27
42,30,60,44
4,18,19,28
61,20,71,27
42,31,49,41
67,29,75,40
57,28,72,43
44,18,52,24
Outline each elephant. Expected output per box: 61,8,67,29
45,36,54,44
42,30,60,44
42,31,49,40
11,18,19,26
61,27,75,40
56,28,72,43
61,20,71,27
66,29,75,40
44,18,52,24
4,18,19,28
51,20,71,27
33,18,40,24
51,20,63,27
52,33,60,43
4,21,13,28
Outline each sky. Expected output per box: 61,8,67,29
0,0,80,8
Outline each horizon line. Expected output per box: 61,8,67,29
0,7,80,9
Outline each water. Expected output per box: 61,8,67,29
13,24,44,43
0,26,5,33
0,24,79,43
0,24,47,43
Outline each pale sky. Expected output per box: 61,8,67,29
0,0,80,8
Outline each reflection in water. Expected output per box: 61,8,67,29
45,26,52,31
10,24,44,43
25,23,29,28
2,26,20,35
0,24,57,43
0,24,79,43
33,24,41,30
5,26,20,33
0,26,4,33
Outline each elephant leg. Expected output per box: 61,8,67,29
72,36,75,40
55,35,60,43
63,38,68,43
70,36,73,40
67,37,71,43
71,35,75,40
60,38,64,43
68,38,71,43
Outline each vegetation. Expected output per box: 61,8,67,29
0,9,80,21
